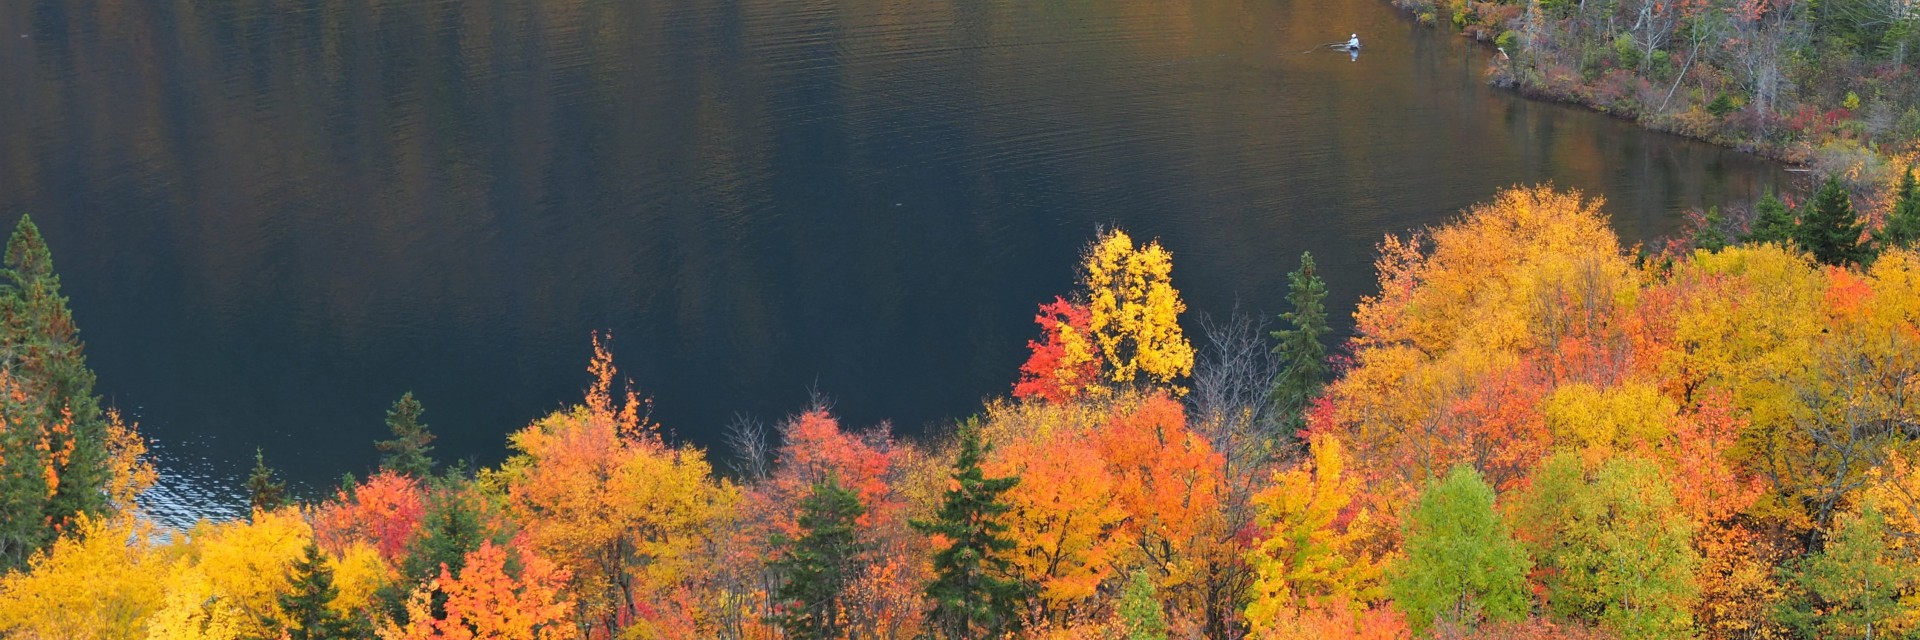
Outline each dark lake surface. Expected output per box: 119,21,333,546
0,0,1786,524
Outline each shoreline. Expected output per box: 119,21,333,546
1379,0,1917,202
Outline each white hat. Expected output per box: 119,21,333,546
1352,33,1358,37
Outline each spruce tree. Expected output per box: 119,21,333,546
375,392,436,478
1794,175,1871,265
1270,252,1330,438
1743,191,1796,246
770,474,869,639
247,448,288,513
264,542,366,640
912,424,1024,639
0,215,110,570
1875,167,1920,250
1691,206,1730,252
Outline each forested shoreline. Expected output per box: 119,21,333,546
1388,0,1920,199
3,176,1920,638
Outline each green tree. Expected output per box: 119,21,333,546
380,477,510,623
769,474,868,639
1117,570,1168,640
1692,207,1731,252
1743,191,1797,247
1776,504,1917,639
0,215,111,570
912,424,1024,639
1795,175,1871,265
1875,167,1920,249
1270,251,1330,438
1387,465,1530,636
375,392,436,478
1513,454,1699,639
247,448,288,513
261,542,367,640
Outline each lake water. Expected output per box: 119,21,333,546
0,0,1785,524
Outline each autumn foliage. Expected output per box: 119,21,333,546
4,189,1919,639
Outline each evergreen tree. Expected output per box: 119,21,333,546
375,392,436,478
262,542,367,640
1388,465,1531,636
1691,206,1731,252
1875,167,1920,249
1270,251,1330,438
247,448,288,513
912,424,1024,639
1742,191,1796,246
1794,175,1871,265
770,475,868,639
0,215,110,570
1116,570,1169,640
382,477,508,622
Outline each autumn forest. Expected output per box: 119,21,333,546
4,176,1920,639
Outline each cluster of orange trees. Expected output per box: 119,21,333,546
4,182,1920,639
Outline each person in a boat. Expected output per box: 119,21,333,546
1348,34,1361,50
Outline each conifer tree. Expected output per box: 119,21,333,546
264,542,366,640
375,392,436,478
1743,191,1796,246
912,424,1024,639
770,474,868,639
1794,175,1870,265
1875,167,1920,250
247,448,288,513
1692,207,1731,252
1270,252,1329,438
0,215,110,570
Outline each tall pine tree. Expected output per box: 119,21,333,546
1795,175,1871,265
1270,251,1329,439
247,448,288,513
1875,168,1920,250
0,215,111,570
1743,191,1796,246
770,474,869,639
375,392,436,478
912,424,1024,639
263,542,367,639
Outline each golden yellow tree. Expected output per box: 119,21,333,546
0,514,169,640
1244,435,1382,638
1083,229,1195,392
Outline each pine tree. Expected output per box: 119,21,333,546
375,392,436,478
1117,570,1169,640
247,448,288,513
1742,191,1796,246
912,424,1024,639
1794,175,1870,265
264,542,367,640
1875,167,1920,250
1271,252,1330,439
0,215,111,570
1692,207,1731,252
770,474,869,639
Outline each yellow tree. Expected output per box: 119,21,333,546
1244,434,1382,638
1083,229,1195,392
0,514,169,640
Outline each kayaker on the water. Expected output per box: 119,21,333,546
1348,34,1361,50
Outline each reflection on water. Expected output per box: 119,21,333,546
1,0,1786,524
